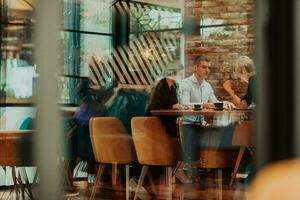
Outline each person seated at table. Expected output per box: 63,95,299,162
146,66,187,138
73,77,119,161
104,84,149,133
180,55,235,110
179,55,235,163
223,56,256,109
66,77,120,184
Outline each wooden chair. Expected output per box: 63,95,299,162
177,117,238,194
230,120,254,186
0,130,36,200
89,117,137,200
131,116,181,200
177,117,238,168
248,159,300,200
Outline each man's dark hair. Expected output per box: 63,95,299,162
194,55,210,65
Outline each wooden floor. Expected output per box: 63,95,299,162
72,173,248,200
0,174,248,200
67,177,247,200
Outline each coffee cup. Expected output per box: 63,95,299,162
193,103,203,110
214,102,224,110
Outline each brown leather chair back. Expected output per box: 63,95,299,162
89,117,136,164
131,116,180,166
232,120,254,146
0,131,34,166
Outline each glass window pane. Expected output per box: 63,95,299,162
61,32,112,77
0,59,36,102
58,76,79,104
80,34,112,74
130,2,181,33
63,0,112,33
0,25,36,103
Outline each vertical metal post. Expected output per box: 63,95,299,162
35,0,61,199
255,0,270,169
255,0,295,168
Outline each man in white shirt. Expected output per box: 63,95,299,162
179,55,235,174
180,55,234,109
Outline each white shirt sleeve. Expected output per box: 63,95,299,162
179,80,191,104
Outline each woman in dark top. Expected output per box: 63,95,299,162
223,56,256,109
242,75,256,105
146,77,185,137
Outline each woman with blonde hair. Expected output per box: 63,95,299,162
223,56,256,109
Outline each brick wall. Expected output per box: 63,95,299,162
184,0,254,100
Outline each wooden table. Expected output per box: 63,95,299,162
151,109,255,185
0,129,35,167
0,130,36,199
151,108,254,117
0,130,34,134
151,109,254,127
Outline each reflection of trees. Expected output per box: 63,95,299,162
0,84,7,98
79,1,111,31
6,88,15,99
58,78,70,103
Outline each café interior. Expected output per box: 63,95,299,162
0,0,299,199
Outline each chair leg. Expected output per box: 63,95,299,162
133,165,149,200
12,167,21,200
171,161,181,184
32,168,38,185
166,167,172,200
4,167,15,200
112,163,118,186
125,165,130,200
216,169,223,200
147,171,157,195
16,172,26,200
172,162,187,184
230,146,246,186
22,168,34,200
89,164,104,200
172,161,181,176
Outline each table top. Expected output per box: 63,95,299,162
0,130,35,135
150,109,254,116
151,109,255,147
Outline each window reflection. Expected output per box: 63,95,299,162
63,0,112,33
2,59,36,99
0,24,35,103
129,1,182,33
60,0,113,104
